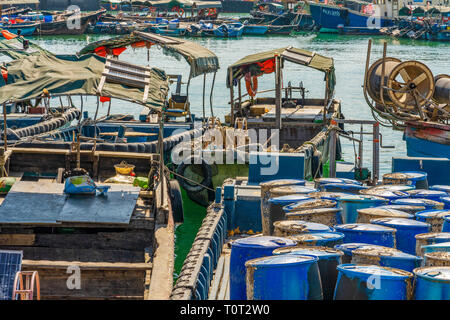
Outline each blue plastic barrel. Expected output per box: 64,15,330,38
351,246,423,272
383,171,428,189
270,186,317,196
285,207,342,226
273,246,344,300
314,177,362,190
392,198,445,210
288,232,345,248
44,15,53,23
430,185,450,194
415,232,450,256
273,220,333,237
229,236,297,300
334,223,397,247
413,266,450,300
415,210,450,232
307,191,351,223
245,254,321,300
424,251,450,267
371,218,431,255
443,216,450,232
334,264,413,300
338,195,387,224
441,197,450,209
360,187,409,202
356,207,413,223
422,241,450,255
408,189,448,202
283,199,337,213
264,195,311,235
376,204,427,214
322,183,367,194
334,243,387,263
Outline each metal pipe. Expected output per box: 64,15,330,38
328,127,337,178
209,72,216,119
202,73,206,123
3,103,7,152
229,67,235,125
372,122,380,185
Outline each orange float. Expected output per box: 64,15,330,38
245,74,258,97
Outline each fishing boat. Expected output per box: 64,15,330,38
242,22,268,35
309,0,396,34
0,22,38,36
211,22,244,37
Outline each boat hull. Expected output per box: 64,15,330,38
404,121,450,158
34,11,102,36
243,25,268,35
2,24,37,36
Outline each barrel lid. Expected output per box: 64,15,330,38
271,186,317,195
383,171,427,181
376,205,427,213
322,183,367,190
289,232,345,242
441,197,450,203
338,264,413,279
414,266,450,281
422,241,450,250
338,194,387,203
273,245,344,258
415,209,450,219
445,216,450,222
371,217,431,228
360,187,409,199
415,232,450,240
315,178,362,185
372,185,416,192
334,243,386,255
268,195,311,205
286,207,342,217
231,235,297,248
273,220,333,233
245,254,318,268
408,189,448,198
392,198,444,208
353,246,422,261
308,191,351,199
357,207,413,219
260,179,306,187
424,251,450,261
283,199,336,212
334,223,396,233
430,185,450,193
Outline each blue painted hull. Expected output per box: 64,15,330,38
243,25,268,35
1,24,37,36
309,3,394,34
403,123,450,158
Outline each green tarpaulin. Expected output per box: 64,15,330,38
0,51,169,109
0,37,52,60
78,31,219,78
101,0,222,9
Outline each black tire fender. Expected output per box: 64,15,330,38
169,179,184,223
176,155,212,193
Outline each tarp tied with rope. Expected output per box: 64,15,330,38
78,31,219,78
0,52,169,109
226,46,336,97
0,37,52,60
101,0,222,9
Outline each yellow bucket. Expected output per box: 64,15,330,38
114,161,135,175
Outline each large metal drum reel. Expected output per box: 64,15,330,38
433,74,450,106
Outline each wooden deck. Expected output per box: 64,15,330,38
208,248,231,300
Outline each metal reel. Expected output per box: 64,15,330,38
387,60,435,110
366,57,402,106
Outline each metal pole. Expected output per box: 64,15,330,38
229,68,235,126
209,72,216,119
372,122,380,185
3,103,7,152
328,127,337,178
202,73,206,124
275,54,282,130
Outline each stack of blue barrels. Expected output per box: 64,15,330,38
228,171,450,300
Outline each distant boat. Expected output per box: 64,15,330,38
242,24,268,35
309,1,395,34
0,23,38,36
211,22,244,37
34,9,104,35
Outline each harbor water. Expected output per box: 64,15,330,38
4,25,449,278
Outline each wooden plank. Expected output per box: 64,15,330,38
22,260,152,271
0,234,35,246
208,255,225,300
217,254,230,300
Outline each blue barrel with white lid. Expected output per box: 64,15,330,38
334,264,414,300
430,185,450,194
360,187,409,202
413,266,450,300
322,183,367,194
269,185,316,197
334,223,397,247
245,254,321,300
356,207,413,223
314,177,362,190
285,207,342,226
308,191,352,223
415,210,450,232
441,197,450,209
288,232,345,248
283,199,336,213
383,171,428,189
371,218,431,255
334,243,387,263
260,179,307,235
351,246,423,272
407,189,448,202
273,220,333,237
273,246,344,300
424,251,450,267
338,195,387,224
422,241,450,255
376,204,427,214
229,235,297,300
391,198,445,210
263,195,312,235
443,216,450,232
415,232,450,256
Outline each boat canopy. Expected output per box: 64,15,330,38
226,46,336,96
78,31,219,78
101,0,222,9
0,51,169,109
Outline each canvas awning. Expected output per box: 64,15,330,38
78,31,219,78
226,46,336,96
0,0,39,5
0,52,169,109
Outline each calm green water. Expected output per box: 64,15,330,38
2,27,448,278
